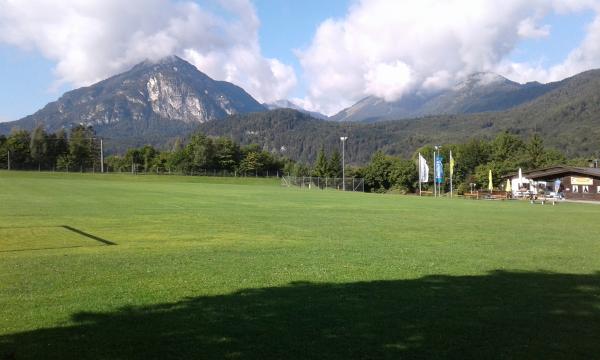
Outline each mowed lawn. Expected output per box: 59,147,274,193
1,171,600,359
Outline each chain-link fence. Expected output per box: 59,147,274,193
281,176,364,192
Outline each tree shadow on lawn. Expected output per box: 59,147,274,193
2,270,600,359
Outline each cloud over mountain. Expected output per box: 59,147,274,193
0,0,296,104
298,0,600,115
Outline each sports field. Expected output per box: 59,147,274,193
1,171,600,359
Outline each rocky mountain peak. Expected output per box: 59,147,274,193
454,72,514,90
1,55,266,150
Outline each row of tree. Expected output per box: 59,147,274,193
0,126,587,195
105,133,287,175
352,132,587,194
0,125,100,171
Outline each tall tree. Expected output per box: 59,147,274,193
6,129,31,170
214,137,240,171
239,151,263,174
328,149,342,177
0,135,7,169
69,125,94,171
139,145,157,172
363,151,393,193
30,125,48,171
186,132,215,171
527,133,545,169
313,146,329,177
491,131,525,163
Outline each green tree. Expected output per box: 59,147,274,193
328,149,342,177
491,131,525,163
363,151,393,193
186,132,215,172
239,151,263,174
105,155,127,172
6,129,32,170
0,135,7,169
527,134,545,169
214,137,240,171
69,125,94,171
313,146,329,177
389,158,418,193
124,148,142,173
45,129,69,170
139,145,157,173
30,125,48,170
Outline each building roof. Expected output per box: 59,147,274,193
505,165,600,180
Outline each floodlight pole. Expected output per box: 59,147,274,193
100,138,104,173
340,136,348,191
433,148,437,197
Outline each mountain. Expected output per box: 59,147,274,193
0,56,265,152
200,70,600,163
330,72,558,123
264,99,328,120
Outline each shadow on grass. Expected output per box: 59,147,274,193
2,270,600,359
61,226,117,246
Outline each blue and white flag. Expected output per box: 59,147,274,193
435,155,444,184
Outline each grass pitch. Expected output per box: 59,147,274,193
1,171,600,359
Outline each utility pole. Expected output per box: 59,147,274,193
100,138,104,173
434,145,442,197
7,149,10,171
340,136,348,191
432,148,436,197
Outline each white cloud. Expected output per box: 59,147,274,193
500,11,600,83
298,0,600,115
0,0,296,103
518,18,551,39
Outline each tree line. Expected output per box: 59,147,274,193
1,125,589,195
0,125,100,171
105,133,287,176
352,132,589,193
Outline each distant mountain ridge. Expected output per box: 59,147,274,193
330,72,559,122
2,57,600,160
200,69,600,163
0,56,265,151
263,99,328,120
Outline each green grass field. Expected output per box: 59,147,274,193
1,171,600,359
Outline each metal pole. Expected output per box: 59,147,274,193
100,138,104,173
342,139,345,191
450,150,453,198
433,150,436,197
341,137,348,191
7,150,10,171
418,153,422,196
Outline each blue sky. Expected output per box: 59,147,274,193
508,10,596,67
0,0,599,120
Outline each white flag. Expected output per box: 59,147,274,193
419,153,429,183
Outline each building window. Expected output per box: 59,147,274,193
597,186,600,193
573,185,579,193
583,186,590,193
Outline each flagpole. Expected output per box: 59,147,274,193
418,153,422,196
450,150,453,198
433,148,437,197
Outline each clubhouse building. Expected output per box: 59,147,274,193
506,165,600,201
